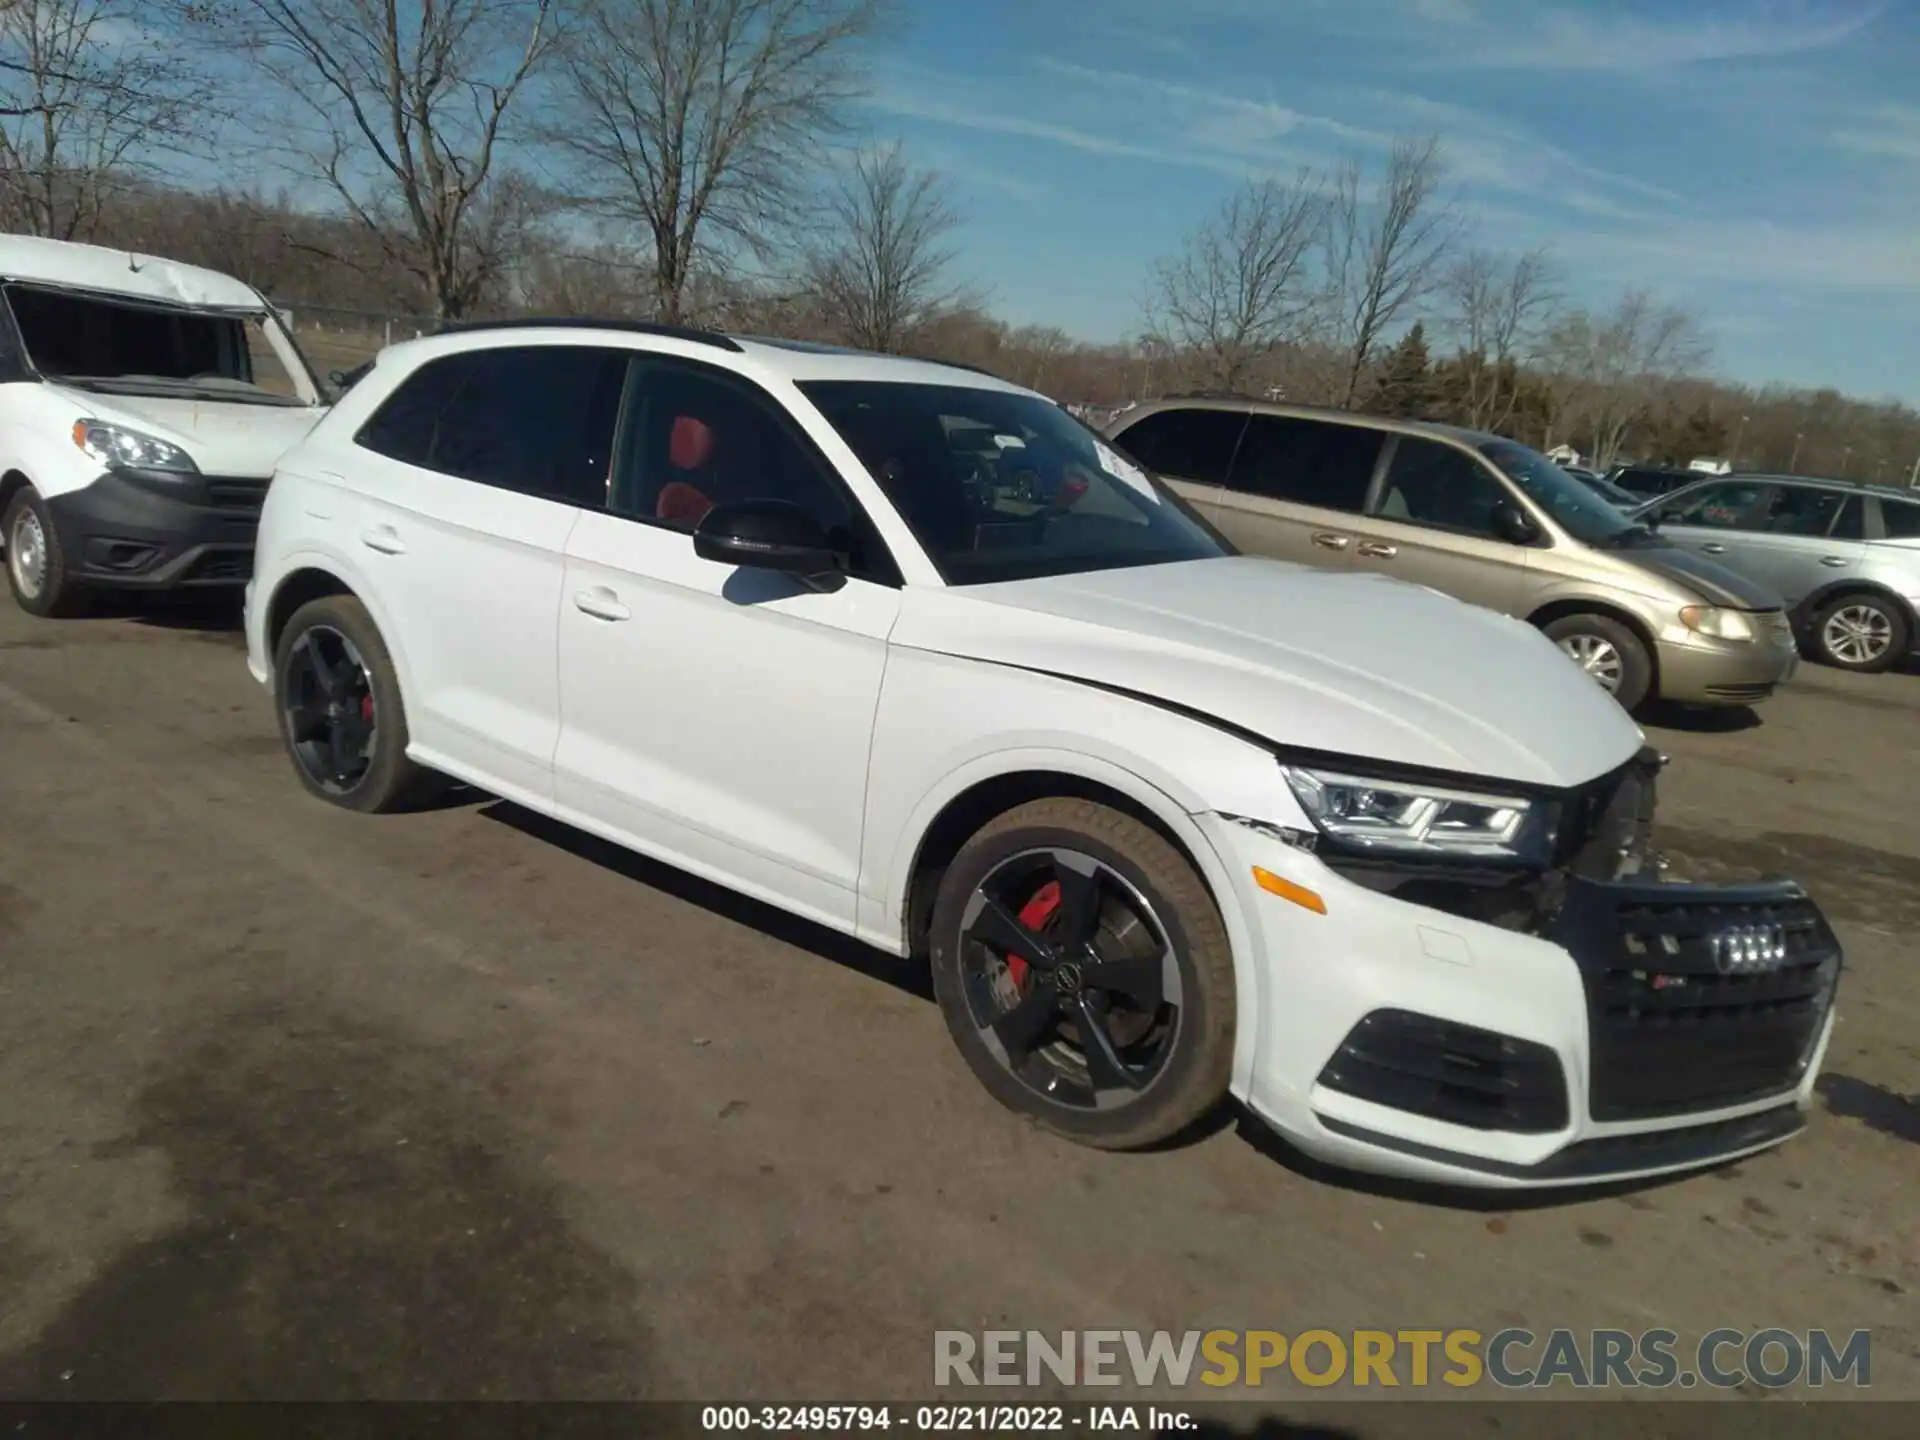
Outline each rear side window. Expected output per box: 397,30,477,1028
1882,500,1920,540
1374,437,1512,538
1227,415,1382,512
357,346,629,508
1762,486,1850,538
1110,408,1247,484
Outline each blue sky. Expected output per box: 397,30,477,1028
855,0,1920,403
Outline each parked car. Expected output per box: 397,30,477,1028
1607,464,1700,498
245,321,1841,1188
1633,475,1920,672
1104,400,1798,711
1563,467,1643,511
0,237,331,616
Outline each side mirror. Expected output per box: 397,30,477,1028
693,498,842,586
1491,500,1541,546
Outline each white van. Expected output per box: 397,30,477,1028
0,236,330,616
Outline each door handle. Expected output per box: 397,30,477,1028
1820,556,1851,567
573,587,631,622
1357,541,1398,559
1310,532,1351,550
360,526,406,555
1700,542,1727,554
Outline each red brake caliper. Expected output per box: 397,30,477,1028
361,694,375,723
1006,880,1061,989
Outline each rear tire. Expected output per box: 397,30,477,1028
4,486,86,617
1543,612,1653,711
1811,593,1907,674
273,594,446,813
928,798,1236,1151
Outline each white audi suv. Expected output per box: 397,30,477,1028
243,320,1842,1188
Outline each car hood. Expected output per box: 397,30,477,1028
51,385,327,477
1629,544,1785,610
892,556,1645,790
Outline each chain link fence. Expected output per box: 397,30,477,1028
270,300,437,380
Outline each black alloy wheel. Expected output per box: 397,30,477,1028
282,623,379,796
930,798,1235,1150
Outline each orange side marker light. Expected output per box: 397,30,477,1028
1252,867,1326,914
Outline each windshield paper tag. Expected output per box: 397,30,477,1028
1095,440,1158,500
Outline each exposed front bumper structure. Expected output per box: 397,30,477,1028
1202,751,1842,1189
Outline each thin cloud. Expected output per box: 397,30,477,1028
1831,103,1920,162
1422,0,1886,73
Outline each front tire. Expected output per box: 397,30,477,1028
1543,612,1653,711
928,799,1236,1150
1812,593,1907,673
273,594,444,812
4,486,85,617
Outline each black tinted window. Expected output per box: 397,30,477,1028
1882,500,1920,540
1762,486,1849,538
1110,408,1247,483
1227,416,1382,512
357,347,628,507
1376,438,1513,537
1612,468,1688,495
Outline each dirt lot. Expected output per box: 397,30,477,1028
0,595,1914,1425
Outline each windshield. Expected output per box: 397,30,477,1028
799,381,1230,584
5,283,309,407
1481,440,1655,547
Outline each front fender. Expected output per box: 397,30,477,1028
861,646,1310,1100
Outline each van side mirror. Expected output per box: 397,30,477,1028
1491,501,1541,545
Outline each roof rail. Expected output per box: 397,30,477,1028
905,353,1005,380
429,316,744,353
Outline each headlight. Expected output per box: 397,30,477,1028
71,419,198,474
1678,605,1755,642
1281,764,1541,862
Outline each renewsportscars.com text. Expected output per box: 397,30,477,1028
933,1328,1872,1390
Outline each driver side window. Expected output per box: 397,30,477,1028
1662,482,1770,530
608,361,898,584
1373,437,1512,539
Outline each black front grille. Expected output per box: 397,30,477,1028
1318,1009,1570,1133
204,476,270,510
1548,878,1841,1122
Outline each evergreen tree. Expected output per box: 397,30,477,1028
1370,323,1434,418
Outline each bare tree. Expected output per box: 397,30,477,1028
1323,135,1457,410
194,0,554,321
1144,172,1322,392
1441,245,1559,431
1541,289,1712,468
0,0,208,238
549,0,885,325
807,142,962,352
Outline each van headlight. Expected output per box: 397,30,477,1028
1678,605,1755,642
71,419,198,475
1281,764,1544,863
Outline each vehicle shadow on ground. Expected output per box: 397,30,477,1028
1816,1074,1920,1146
478,800,934,1002
1638,700,1762,734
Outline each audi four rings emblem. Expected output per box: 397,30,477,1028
1710,922,1790,974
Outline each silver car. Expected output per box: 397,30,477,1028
1636,476,1920,673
